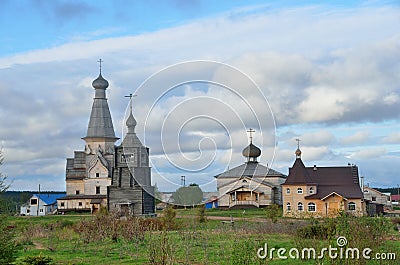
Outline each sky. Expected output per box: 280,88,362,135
0,0,399,192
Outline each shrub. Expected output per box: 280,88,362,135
140,218,164,231
230,238,260,265
148,229,174,265
265,204,282,223
0,216,18,265
162,206,177,230
391,217,400,225
73,214,146,243
196,204,207,223
22,253,52,265
296,223,332,240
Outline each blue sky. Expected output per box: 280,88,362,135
0,0,399,192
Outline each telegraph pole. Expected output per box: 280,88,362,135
36,184,40,216
181,176,186,187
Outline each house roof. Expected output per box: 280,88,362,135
284,157,363,200
391,194,400,201
284,158,314,184
218,176,275,190
214,162,286,179
33,193,66,205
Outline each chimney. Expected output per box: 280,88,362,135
313,165,317,171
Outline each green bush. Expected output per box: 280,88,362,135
162,206,177,230
196,204,207,223
0,216,18,265
296,223,331,240
265,204,282,223
22,254,52,265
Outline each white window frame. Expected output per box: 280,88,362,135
348,202,356,211
297,188,303,194
308,202,316,212
298,202,303,211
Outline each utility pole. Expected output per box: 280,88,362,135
361,176,364,197
181,176,186,187
36,184,40,216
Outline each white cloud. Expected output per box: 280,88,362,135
340,131,370,145
349,148,387,160
383,93,399,105
300,146,330,161
382,132,400,144
1,3,400,190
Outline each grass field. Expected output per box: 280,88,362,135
2,209,399,264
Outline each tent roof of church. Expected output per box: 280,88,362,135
84,72,118,140
214,162,286,178
284,158,314,184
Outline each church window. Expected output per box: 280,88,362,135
286,202,291,211
372,197,376,202
60,202,65,207
348,202,356,211
76,190,80,195
96,173,100,178
96,186,101,194
297,188,303,194
78,202,82,207
255,193,258,201
286,188,290,194
297,202,303,211
308,202,316,212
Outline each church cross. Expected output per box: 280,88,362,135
125,93,137,112
97,59,103,74
296,138,301,149
247,128,255,143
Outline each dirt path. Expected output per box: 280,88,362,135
33,241,46,250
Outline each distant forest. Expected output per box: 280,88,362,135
375,187,400,195
0,191,65,215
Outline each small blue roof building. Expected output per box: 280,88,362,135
20,193,66,216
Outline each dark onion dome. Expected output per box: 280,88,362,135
242,143,261,158
126,112,137,133
92,73,109,90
